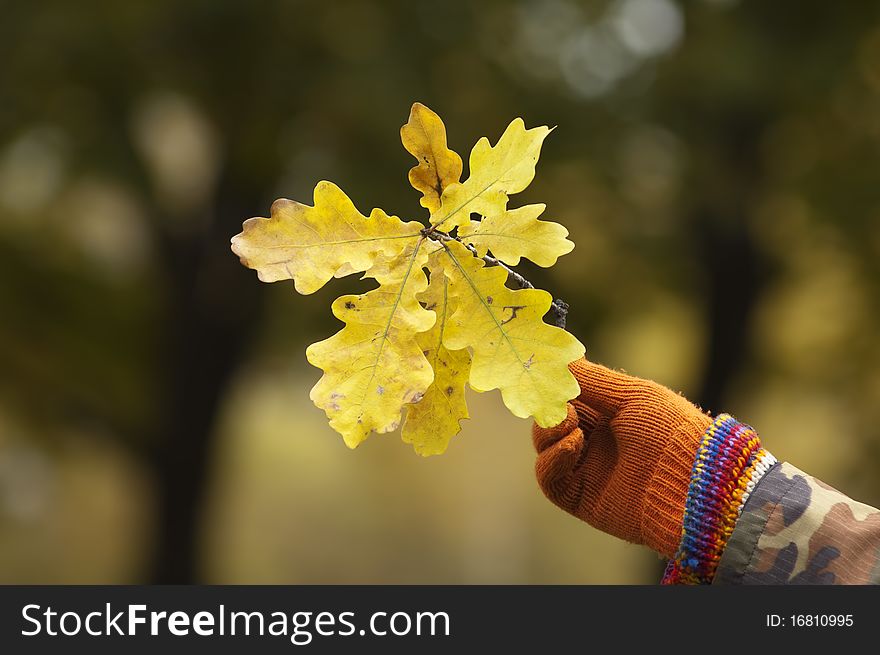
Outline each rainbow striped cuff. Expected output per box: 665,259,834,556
661,414,777,585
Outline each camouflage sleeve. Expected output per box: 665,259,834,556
714,461,880,584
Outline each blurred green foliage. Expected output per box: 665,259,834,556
1,0,879,583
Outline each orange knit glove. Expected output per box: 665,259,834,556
532,358,712,559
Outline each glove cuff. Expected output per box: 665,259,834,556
642,418,707,558
661,414,777,585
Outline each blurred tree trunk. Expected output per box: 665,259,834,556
693,116,769,415
148,174,265,584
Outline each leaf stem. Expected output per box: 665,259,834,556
425,229,570,329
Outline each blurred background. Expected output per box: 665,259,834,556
1,0,879,584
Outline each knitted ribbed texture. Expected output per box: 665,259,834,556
533,359,711,559
661,415,776,584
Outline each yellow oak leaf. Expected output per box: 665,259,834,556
306,240,435,448
430,118,552,231
401,252,471,455
438,240,584,428
458,203,574,267
231,180,422,294
400,102,463,213
233,104,582,454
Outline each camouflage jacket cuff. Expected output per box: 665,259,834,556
661,414,777,585
713,462,880,584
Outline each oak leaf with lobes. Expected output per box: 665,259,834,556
231,102,584,455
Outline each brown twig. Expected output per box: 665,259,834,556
427,230,570,329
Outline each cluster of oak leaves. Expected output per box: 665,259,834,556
231,104,585,455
